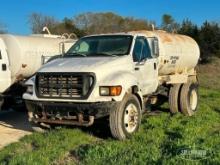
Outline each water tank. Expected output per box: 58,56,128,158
0,34,75,82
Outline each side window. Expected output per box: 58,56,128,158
147,38,159,58
142,39,152,59
0,50,2,59
133,37,151,62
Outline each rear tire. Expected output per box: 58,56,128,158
0,98,4,110
169,84,182,114
109,94,141,140
180,82,199,116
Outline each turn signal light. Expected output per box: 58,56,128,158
100,86,122,96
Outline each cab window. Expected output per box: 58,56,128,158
133,37,151,62
74,41,89,52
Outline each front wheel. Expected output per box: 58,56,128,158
30,122,47,133
109,94,142,140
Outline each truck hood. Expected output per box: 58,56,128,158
38,56,132,74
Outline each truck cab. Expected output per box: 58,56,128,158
23,31,199,140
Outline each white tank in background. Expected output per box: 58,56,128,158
0,33,77,109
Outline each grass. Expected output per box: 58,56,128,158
0,59,219,165
73,88,220,165
197,57,220,90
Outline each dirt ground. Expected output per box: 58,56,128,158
0,110,32,149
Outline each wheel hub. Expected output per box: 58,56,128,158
189,89,198,111
124,103,138,133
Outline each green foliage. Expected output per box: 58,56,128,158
0,129,97,165
49,18,86,38
28,12,153,38
74,88,220,165
161,14,180,32
199,21,220,62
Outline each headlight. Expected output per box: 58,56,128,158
26,85,33,94
100,86,122,96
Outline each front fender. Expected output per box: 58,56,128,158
98,71,140,101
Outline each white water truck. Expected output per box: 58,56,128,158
0,34,76,110
23,30,200,139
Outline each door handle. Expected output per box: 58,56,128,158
154,63,157,70
134,67,139,71
2,64,6,71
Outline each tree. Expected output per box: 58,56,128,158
49,18,86,38
73,12,152,35
0,22,7,34
178,19,199,42
28,13,85,37
161,14,179,32
28,13,58,34
199,21,220,62
178,19,220,63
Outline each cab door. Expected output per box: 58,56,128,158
0,39,11,93
132,36,158,95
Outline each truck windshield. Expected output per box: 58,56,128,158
65,35,133,57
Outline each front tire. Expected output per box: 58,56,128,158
109,94,141,140
30,122,46,133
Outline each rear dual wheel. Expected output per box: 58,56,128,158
180,83,198,116
168,82,198,116
169,84,182,114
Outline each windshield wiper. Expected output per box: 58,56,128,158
94,52,118,57
65,52,87,57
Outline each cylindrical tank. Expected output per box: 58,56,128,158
136,30,200,75
0,34,76,82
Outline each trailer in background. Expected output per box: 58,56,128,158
0,33,76,110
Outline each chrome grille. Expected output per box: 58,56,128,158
36,73,95,99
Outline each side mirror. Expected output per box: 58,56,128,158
61,43,65,55
59,42,66,56
152,38,159,57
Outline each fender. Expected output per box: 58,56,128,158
99,71,143,102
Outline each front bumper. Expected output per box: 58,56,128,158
25,100,120,126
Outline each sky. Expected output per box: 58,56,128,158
0,0,219,35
